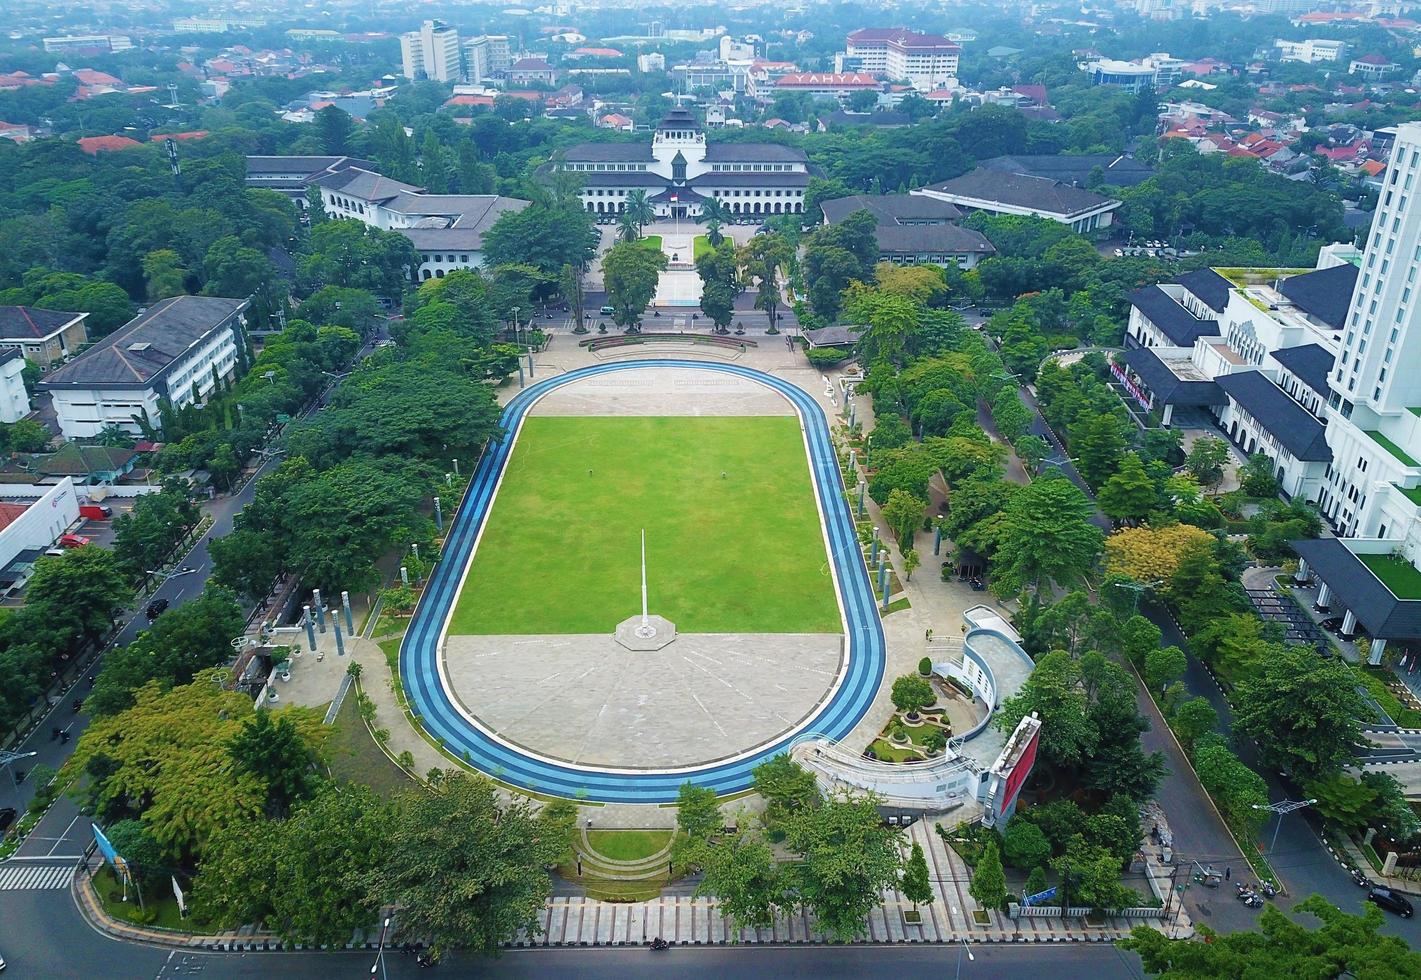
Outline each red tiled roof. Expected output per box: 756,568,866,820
77,135,141,155
150,130,208,142
72,68,120,86
0,501,28,532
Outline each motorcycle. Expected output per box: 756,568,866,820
1351,867,1370,887
1258,880,1276,899
649,937,670,951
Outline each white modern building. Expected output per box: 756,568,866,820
464,35,512,83
1113,123,1421,665
558,107,811,219
0,348,29,423
841,28,960,91
1081,53,1186,92
313,168,529,280
400,20,462,83
1275,38,1347,64
38,296,248,439
0,478,80,591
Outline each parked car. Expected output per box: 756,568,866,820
145,598,169,620
599,305,616,315
58,533,92,548
1368,887,1414,918
79,504,112,520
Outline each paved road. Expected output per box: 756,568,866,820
0,877,1150,980
1141,602,1421,943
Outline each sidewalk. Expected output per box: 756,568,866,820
1337,834,1421,897
72,819,1161,952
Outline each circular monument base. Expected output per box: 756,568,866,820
614,614,678,651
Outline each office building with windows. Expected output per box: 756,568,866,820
400,20,461,82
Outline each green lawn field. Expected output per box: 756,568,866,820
450,416,841,635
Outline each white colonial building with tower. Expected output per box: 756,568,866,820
558,108,811,220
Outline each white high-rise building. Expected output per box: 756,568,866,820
1334,122,1421,415
400,20,462,82
464,35,512,83
842,28,960,92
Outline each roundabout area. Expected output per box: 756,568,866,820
399,360,885,802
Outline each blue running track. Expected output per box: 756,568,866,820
399,359,884,802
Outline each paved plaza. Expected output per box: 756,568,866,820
531,366,792,417
443,632,843,768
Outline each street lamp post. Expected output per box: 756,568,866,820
1253,798,1318,856
955,935,975,980
512,306,520,349
369,916,391,980
0,749,36,799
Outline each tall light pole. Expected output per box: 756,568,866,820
512,306,520,348
1253,798,1317,856
1,749,36,797
1112,578,1163,616
369,916,391,980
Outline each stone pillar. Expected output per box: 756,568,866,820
1161,403,1174,427
1384,850,1399,876
342,591,354,634
1295,557,1309,584
313,590,326,633
303,606,316,651
333,617,346,657
1342,609,1357,636
1316,582,1332,610
400,566,410,588
878,562,890,611
933,525,943,556
1370,637,1387,667
857,481,866,518
870,529,880,564
434,496,443,532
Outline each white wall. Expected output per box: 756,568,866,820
0,477,79,570
0,354,30,423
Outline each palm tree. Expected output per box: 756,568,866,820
623,190,655,235
615,210,640,244
696,197,733,246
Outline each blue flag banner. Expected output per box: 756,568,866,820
92,822,131,885
1022,886,1058,907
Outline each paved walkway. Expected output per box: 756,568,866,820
72,819,1164,952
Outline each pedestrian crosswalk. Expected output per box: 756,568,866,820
0,863,73,890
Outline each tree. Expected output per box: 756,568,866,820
990,388,1032,443
112,483,200,576
228,710,321,818
673,781,723,867
210,529,284,603
1239,452,1282,497
315,104,354,154
1233,646,1368,780
901,842,933,912
880,487,926,547
845,288,919,366
1024,866,1048,899
903,548,920,581
1104,524,1215,587
696,197,733,246
1097,453,1157,524
783,791,903,942
141,249,188,300
198,784,387,946
738,233,792,331
1014,434,1050,473
1193,738,1270,840
1117,614,1163,666
601,241,666,328
1121,895,1421,978
1144,645,1188,694
614,210,640,243
695,239,740,332
996,651,1095,768
1305,772,1381,832
1003,819,1052,872
969,840,1007,912
89,584,246,717
693,830,786,931
105,819,168,894
25,545,128,648
623,189,654,235
483,201,599,285
993,476,1103,596
373,773,561,958
1186,436,1231,491
890,674,935,716
1054,837,1130,911
66,670,323,862
203,235,278,298
753,754,820,828
1170,697,1218,751
1070,413,1129,489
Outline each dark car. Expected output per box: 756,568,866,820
0,806,16,837
145,598,169,620
1368,887,1415,918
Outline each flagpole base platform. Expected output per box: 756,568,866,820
614,614,678,651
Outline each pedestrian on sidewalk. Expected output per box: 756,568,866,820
1225,867,1230,880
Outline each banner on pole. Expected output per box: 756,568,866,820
172,876,187,915
92,822,131,885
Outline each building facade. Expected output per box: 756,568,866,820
313,167,529,280
914,168,1120,233
0,348,29,423
1275,38,1346,64
38,296,248,439
820,193,995,269
0,307,89,370
400,20,461,82
558,108,810,219
842,28,960,91
464,35,512,83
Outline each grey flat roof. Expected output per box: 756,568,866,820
401,196,529,251
1214,370,1332,461
1292,537,1421,638
38,295,246,391
874,223,995,254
